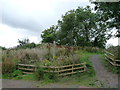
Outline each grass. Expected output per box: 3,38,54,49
2,70,36,81
0,74,2,79
2,73,37,81
38,72,105,88
59,74,96,87
2,50,106,88
21,74,36,81
2,73,13,79
38,50,105,88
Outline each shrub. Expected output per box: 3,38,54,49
35,67,58,82
43,72,58,82
12,70,22,77
2,59,16,74
34,68,44,80
40,59,52,66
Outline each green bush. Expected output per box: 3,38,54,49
86,67,96,77
34,68,44,80
37,60,52,66
2,73,13,79
12,70,22,77
112,67,120,74
17,43,36,49
35,67,58,81
43,72,57,80
2,70,23,79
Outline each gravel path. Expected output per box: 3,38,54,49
39,83,80,88
2,79,38,88
89,55,118,88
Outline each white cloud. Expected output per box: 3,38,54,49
0,24,21,48
0,24,40,48
1,0,93,30
107,38,118,46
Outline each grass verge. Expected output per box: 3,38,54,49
2,70,36,81
100,54,120,74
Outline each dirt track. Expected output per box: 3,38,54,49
89,55,118,88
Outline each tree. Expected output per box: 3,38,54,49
93,2,120,37
91,11,113,48
17,38,36,49
57,6,111,48
18,38,30,46
0,46,6,50
57,6,97,46
41,6,112,48
41,25,58,43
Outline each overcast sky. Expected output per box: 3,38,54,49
0,0,118,48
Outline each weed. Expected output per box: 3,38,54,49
2,60,16,74
12,70,22,77
34,68,44,80
22,74,36,80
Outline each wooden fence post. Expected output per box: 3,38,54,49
84,63,86,71
72,65,73,75
53,41,56,60
57,67,60,79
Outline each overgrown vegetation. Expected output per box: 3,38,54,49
2,44,104,87
101,54,120,74
107,46,120,60
3,70,36,80
38,51,106,88
2,44,82,66
101,46,120,74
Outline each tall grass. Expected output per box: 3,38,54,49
2,45,103,81
101,54,120,74
2,46,81,74
107,46,120,59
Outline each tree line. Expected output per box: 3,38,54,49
41,2,120,48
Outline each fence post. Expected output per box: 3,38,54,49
57,67,60,79
53,41,56,60
84,63,86,71
72,65,73,75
